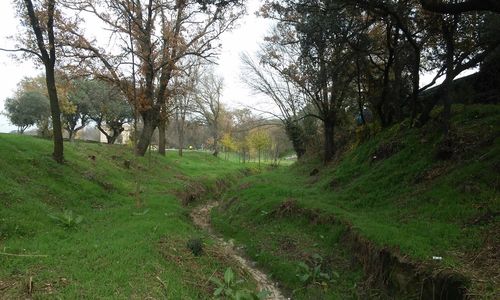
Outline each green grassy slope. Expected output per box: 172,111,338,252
0,134,250,298
212,104,500,299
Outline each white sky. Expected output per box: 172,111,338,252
0,0,271,133
0,1,39,132
216,0,272,104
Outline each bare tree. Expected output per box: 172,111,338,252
241,52,307,158
173,64,199,156
193,70,223,157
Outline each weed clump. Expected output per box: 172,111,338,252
211,267,268,299
48,210,83,228
187,238,204,256
296,254,339,287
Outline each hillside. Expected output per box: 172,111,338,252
0,135,254,298
0,104,498,299
212,104,500,299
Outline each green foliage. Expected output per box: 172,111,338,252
48,210,83,228
211,268,269,300
284,120,306,158
80,80,132,125
246,129,272,166
246,129,272,153
221,133,237,152
3,91,50,133
61,79,94,137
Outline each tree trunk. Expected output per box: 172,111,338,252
107,128,124,144
441,19,456,136
323,120,335,163
258,149,261,167
176,113,185,157
107,135,116,144
356,59,366,125
24,0,63,163
410,51,421,123
441,45,455,136
45,67,64,163
136,108,160,156
178,127,184,157
68,129,75,142
393,47,403,122
379,23,395,128
441,78,453,135
97,124,112,144
158,118,166,156
213,133,219,157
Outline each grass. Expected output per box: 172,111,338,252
212,104,500,298
1,104,497,299
211,150,296,166
0,134,255,298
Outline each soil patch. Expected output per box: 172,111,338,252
270,199,335,225
174,181,207,206
435,131,495,161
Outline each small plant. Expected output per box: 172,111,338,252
48,210,83,228
296,254,338,288
187,238,204,256
211,267,269,300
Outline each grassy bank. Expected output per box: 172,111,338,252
0,134,252,298
212,104,500,299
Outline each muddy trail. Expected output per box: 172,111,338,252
190,201,287,300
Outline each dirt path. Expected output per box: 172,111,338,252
190,201,287,300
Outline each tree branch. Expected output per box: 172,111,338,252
0,47,43,60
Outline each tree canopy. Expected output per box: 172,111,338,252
4,91,50,134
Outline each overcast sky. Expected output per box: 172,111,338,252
0,1,38,132
0,0,271,133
